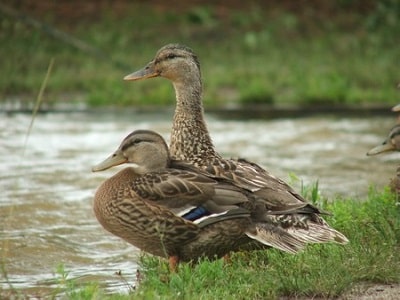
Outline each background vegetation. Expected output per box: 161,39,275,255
1,0,400,109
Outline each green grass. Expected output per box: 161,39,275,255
1,2,400,108
129,187,400,300
4,185,396,299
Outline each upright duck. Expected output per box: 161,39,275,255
124,44,348,247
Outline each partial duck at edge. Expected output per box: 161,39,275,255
367,123,400,194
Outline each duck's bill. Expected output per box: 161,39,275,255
124,61,159,81
366,142,396,156
92,151,127,172
392,104,400,112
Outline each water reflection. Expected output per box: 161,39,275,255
0,111,397,297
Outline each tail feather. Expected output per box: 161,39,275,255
246,224,306,254
262,213,349,246
246,215,349,253
287,222,349,245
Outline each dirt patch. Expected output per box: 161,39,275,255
280,283,400,300
340,283,400,300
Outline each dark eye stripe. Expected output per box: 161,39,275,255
122,138,158,152
121,139,140,151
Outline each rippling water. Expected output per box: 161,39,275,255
0,111,397,297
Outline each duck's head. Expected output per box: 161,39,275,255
367,124,400,156
123,44,200,82
92,130,170,174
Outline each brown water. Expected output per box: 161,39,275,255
0,111,397,297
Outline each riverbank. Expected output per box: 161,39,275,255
1,100,398,121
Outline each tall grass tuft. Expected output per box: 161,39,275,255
1,58,55,299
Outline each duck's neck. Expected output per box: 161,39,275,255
170,76,220,166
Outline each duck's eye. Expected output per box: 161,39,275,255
166,53,177,59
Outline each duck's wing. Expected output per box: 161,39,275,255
173,157,327,214
169,157,347,248
200,157,327,211
131,169,250,221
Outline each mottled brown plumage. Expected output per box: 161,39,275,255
367,123,400,194
123,44,349,248
93,130,313,269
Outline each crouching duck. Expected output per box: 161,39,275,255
93,130,347,270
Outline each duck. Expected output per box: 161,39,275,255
92,129,316,270
367,124,400,194
123,44,348,248
367,124,400,156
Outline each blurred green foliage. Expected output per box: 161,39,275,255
1,1,399,108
